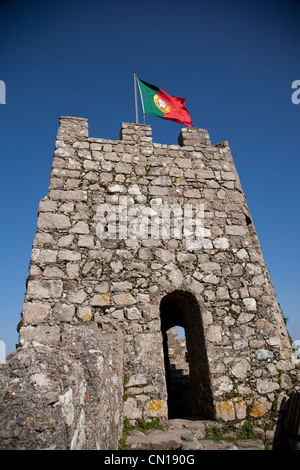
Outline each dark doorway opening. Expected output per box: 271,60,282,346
160,290,215,420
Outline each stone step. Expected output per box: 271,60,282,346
125,418,266,451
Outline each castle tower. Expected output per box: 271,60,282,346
19,116,298,429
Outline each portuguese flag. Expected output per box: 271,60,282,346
137,77,192,127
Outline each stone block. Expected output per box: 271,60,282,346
127,375,148,388
213,376,233,396
231,359,251,379
112,293,136,306
19,324,61,346
107,183,125,193
22,302,51,324
207,325,223,343
70,221,89,234
57,234,74,247
54,147,75,158
31,249,57,264
225,225,248,236
37,213,71,231
213,237,229,249
237,248,249,260
58,250,81,261
39,198,57,212
184,189,201,198
66,263,80,278
53,303,75,322
67,289,87,304
77,150,91,159
235,440,265,450
250,398,272,417
49,189,87,201
26,280,63,299
183,421,206,440
144,400,168,419
216,401,235,421
78,235,94,247
115,163,132,174
235,399,247,419
255,349,274,360
90,294,110,306
243,297,257,311
148,186,168,196
77,307,93,322
125,307,142,320
256,379,279,394
123,397,142,420
154,248,175,263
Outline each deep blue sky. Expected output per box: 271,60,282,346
0,0,299,356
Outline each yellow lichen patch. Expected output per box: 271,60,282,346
81,313,92,322
145,400,168,418
98,294,110,304
256,319,265,329
281,340,292,359
216,401,235,421
250,398,271,417
174,178,181,186
282,349,292,359
234,399,247,419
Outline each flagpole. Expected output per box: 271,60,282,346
133,70,139,124
136,75,146,124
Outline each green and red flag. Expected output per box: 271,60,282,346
137,77,192,127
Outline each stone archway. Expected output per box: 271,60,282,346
160,290,215,419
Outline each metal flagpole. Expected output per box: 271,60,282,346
133,70,139,124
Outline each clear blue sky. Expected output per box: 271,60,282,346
0,0,299,356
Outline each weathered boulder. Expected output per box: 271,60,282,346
0,326,123,450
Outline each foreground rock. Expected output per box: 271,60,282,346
0,326,123,450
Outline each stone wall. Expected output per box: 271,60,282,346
0,116,298,449
0,326,123,449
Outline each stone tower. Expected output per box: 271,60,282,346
11,116,299,447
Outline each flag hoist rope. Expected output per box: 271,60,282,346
133,71,145,124
133,70,139,124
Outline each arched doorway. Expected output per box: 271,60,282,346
160,290,214,419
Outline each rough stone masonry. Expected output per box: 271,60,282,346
0,116,299,449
